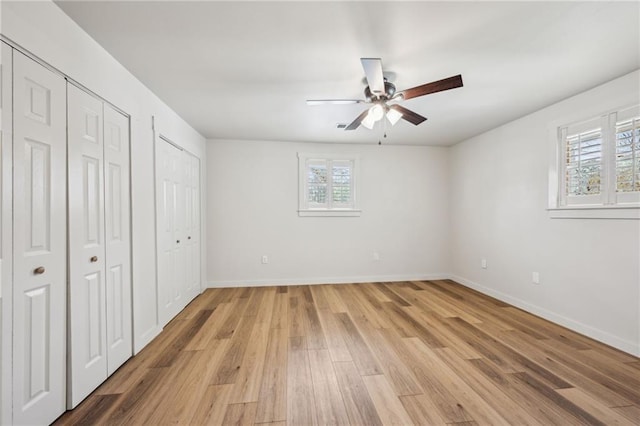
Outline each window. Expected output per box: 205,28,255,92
554,105,640,217
615,116,640,194
298,153,360,216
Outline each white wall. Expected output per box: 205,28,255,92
207,140,450,286
449,70,640,356
1,1,207,353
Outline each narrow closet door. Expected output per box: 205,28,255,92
156,137,185,326
103,104,132,375
184,152,200,301
67,84,108,408
12,51,67,425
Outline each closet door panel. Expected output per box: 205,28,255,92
67,84,107,408
184,153,200,300
156,138,184,326
12,51,66,425
104,105,132,375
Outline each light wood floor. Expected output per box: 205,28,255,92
55,280,640,425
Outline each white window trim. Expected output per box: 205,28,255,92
548,104,640,220
298,153,361,217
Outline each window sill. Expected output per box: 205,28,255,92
548,206,640,219
298,209,362,217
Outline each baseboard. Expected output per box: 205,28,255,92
449,274,640,357
208,273,450,288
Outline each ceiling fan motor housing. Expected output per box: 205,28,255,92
364,81,396,102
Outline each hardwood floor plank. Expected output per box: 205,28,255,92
333,361,383,426
308,349,351,426
53,394,120,425
534,338,640,405
323,285,349,313
434,347,542,426
316,308,352,362
184,301,233,351
555,387,637,426
403,337,510,425
355,319,423,396
334,312,382,376
142,350,203,424
381,300,444,347
361,374,414,425
222,402,258,426
287,336,317,426
625,360,640,371
405,307,483,360
57,283,640,425
399,394,448,426
176,340,231,424
288,295,304,338
309,285,330,310
216,296,250,339
510,372,606,425
468,358,576,425
152,309,213,367
611,405,640,424
229,320,270,403
255,327,288,424
189,384,234,425
269,292,288,330
102,367,167,424
303,299,328,350
211,313,259,385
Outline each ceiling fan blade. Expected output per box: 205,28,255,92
306,99,364,106
345,109,370,131
398,74,463,101
389,104,427,126
361,58,385,97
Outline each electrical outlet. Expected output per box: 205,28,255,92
532,272,540,284
481,258,487,269
261,255,269,264
373,252,380,261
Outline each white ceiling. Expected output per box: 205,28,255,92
55,1,639,146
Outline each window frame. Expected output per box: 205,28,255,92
549,104,640,219
298,153,361,217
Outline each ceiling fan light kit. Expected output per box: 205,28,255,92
307,58,463,132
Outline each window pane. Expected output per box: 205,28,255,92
308,184,327,204
332,185,351,203
332,163,352,204
308,164,327,184
616,118,640,193
565,128,602,196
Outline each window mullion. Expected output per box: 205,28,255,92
327,159,333,210
603,113,616,205
559,127,568,206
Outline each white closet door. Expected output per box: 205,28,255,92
12,51,66,425
67,84,108,408
156,137,185,326
184,152,200,301
1,41,14,426
103,104,132,376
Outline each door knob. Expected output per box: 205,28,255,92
188,236,191,240
176,240,180,244
90,256,98,263
33,266,45,275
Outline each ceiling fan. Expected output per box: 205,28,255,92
307,58,463,131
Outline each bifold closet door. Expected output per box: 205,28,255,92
103,104,132,376
67,84,108,408
156,138,186,326
67,85,132,407
183,152,200,302
12,51,67,425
